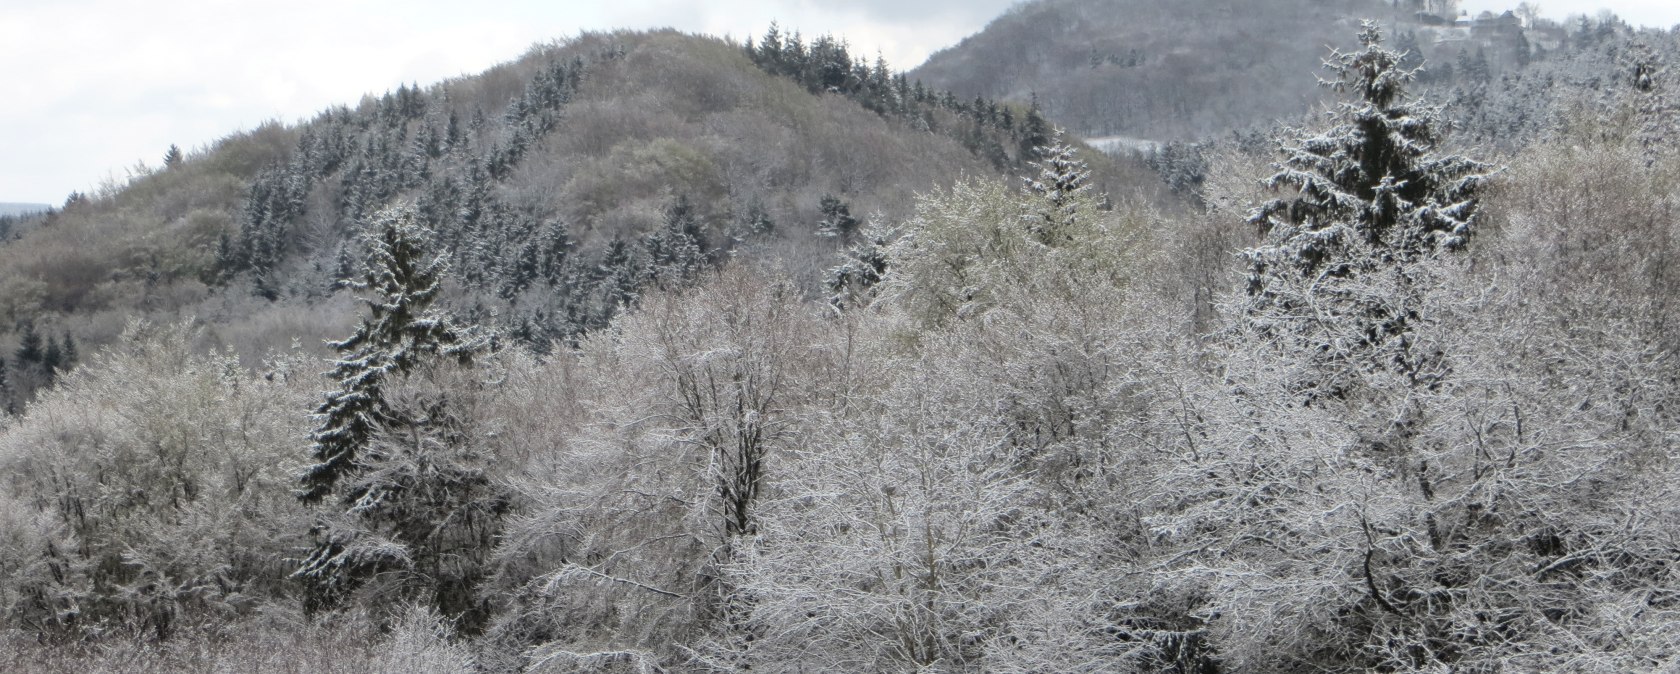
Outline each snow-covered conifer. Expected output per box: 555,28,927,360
643,195,707,289
295,205,503,627
299,205,487,503
1021,130,1092,245
827,218,892,308
815,194,860,243
1242,20,1491,394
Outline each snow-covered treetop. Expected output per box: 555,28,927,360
1021,130,1093,246
1248,20,1493,283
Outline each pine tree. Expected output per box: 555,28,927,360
299,206,488,503
295,205,502,627
816,194,860,244
1243,21,1491,395
828,220,892,307
644,196,708,289
591,237,644,326
163,144,184,169
502,238,542,300
330,243,357,291
754,22,786,72
444,110,463,151
15,321,43,366
58,332,76,370
41,338,62,376
1021,131,1092,246
1017,97,1051,161
538,219,574,285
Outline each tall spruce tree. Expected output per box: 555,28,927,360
1021,131,1092,246
58,332,76,370
14,321,42,366
1243,21,1491,395
300,205,488,501
40,339,61,378
162,144,184,169
296,205,504,627
1017,97,1052,161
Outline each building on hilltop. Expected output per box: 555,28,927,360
1398,0,1459,15
1473,10,1523,39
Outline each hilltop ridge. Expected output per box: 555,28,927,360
0,27,1156,408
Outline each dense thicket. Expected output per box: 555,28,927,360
4,9,1680,674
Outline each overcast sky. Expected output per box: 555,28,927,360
2,1,1675,205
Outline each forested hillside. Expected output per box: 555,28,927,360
913,0,1672,152
913,0,1393,139
0,28,1157,410
4,5,1680,673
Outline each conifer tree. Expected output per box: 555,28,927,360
14,321,42,366
41,338,62,377
644,195,707,289
299,205,488,503
592,237,644,325
1017,97,1051,160
502,239,542,301
1243,21,1491,394
816,194,860,244
444,110,463,152
295,205,503,627
538,219,574,285
162,144,184,169
1021,131,1092,245
828,220,892,307
58,332,76,369
330,243,357,291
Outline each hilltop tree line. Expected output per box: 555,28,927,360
746,23,1055,167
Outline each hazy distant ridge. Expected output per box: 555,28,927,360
0,203,48,217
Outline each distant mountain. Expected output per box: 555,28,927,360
0,203,48,217
911,0,1630,150
912,0,1392,141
